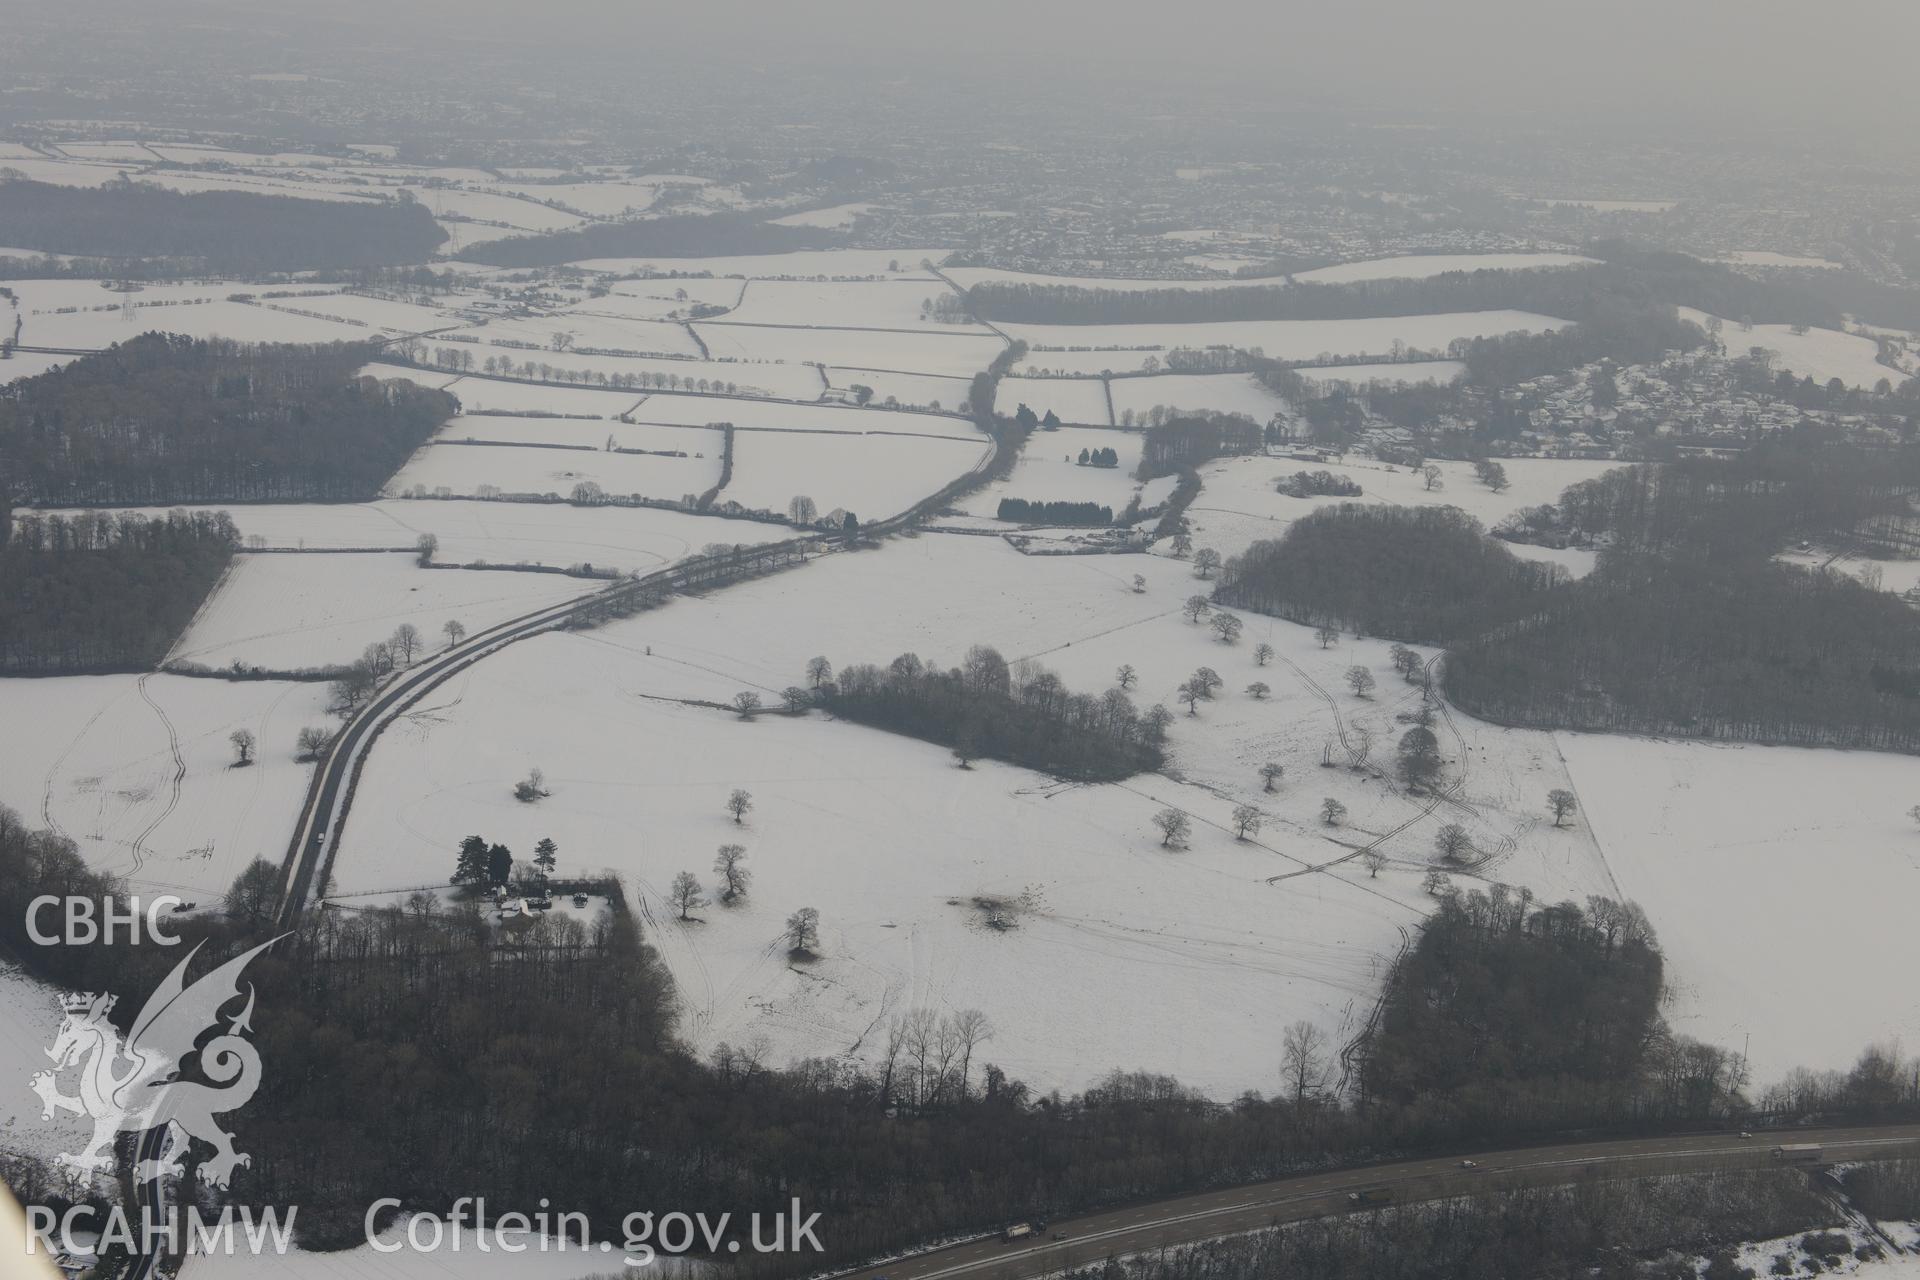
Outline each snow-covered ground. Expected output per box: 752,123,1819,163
724,431,989,521
1558,732,1920,1084
1291,252,1596,284
1182,453,1617,568
169,553,594,671
0,963,94,1163
328,532,1618,1096
692,323,1007,379
1006,311,1570,373
1684,308,1907,390
631,393,976,439
1298,360,1466,387
36,501,789,573
997,377,1115,426
384,441,719,502
573,249,947,279
0,674,333,900
957,427,1175,516
723,279,983,331
1108,372,1290,424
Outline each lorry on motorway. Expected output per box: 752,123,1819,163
1001,1223,1036,1243
1347,1188,1393,1206
1771,1144,1824,1163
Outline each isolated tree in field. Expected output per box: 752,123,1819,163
806,656,833,688
1474,459,1509,492
1232,804,1262,841
1115,663,1138,690
785,906,821,956
733,690,762,718
1320,797,1347,826
1183,594,1212,624
1193,667,1224,698
1548,788,1579,827
390,623,421,666
1389,643,1423,683
1253,642,1274,666
713,844,750,903
1132,574,1147,594
788,495,818,525
1315,622,1339,649
229,728,256,767
224,858,281,931
1364,849,1388,878
1397,725,1442,791
1281,1020,1327,1102
415,532,438,566
1434,823,1475,864
1177,678,1207,716
1246,681,1270,699
1421,464,1443,491
1260,761,1285,792
453,835,489,886
726,788,753,824
1345,666,1375,698
514,768,549,802
1192,548,1222,579
294,726,330,762
1153,808,1192,849
533,837,558,883
1170,532,1192,558
669,871,707,921
782,686,811,711
443,619,466,649
1422,869,1452,897
1210,611,1243,644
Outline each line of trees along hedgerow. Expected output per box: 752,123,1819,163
1213,505,1569,647
995,497,1113,524
0,334,457,505
823,645,1166,781
0,176,447,271
452,211,842,267
5,817,1919,1276
0,509,235,673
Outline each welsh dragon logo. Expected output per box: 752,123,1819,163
31,937,283,1188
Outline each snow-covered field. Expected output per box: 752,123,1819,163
1558,732,1920,1084
328,532,1618,1096
632,393,977,440
1182,453,1618,567
0,963,94,1163
830,367,974,411
692,323,1008,379
0,674,332,900
996,377,1114,426
956,427,1175,516
1298,360,1466,387
1006,311,1570,373
43,501,789,573
385,441,718,502
724,431,989,520
169,553,594,671
574,249,947,279
723,279,984,331
1108,372,1290,424
1684,308,1907,390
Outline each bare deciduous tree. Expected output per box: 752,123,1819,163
1260,761,1285,792
390,623,421,665
1152,808,1191,848
1192,548,1222,579
1316,622,1339,649
443,619,466,649
1232,804,1262,840
294,726,330,762
732,690,762,718
1281,1019,1328,1102
1253,642,1274,666
1345,666,1375,698
1434,822,1475,864
1246,681,1270,699
785,906,820,955
1364,849,1388,878
669,871,707,920
713,844,750,903
228,728,256,767
1210,611,1243,644
1320,797,1347,826
726,788,753,824
1183,594,1212,624
1548,788,1579,827
806,656,833,688
1115,663,1137,690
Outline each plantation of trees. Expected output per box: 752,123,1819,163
1277,469,1362,498
1445,553,1920,751
995,497,1113,524
824,646,1166,781
1214,505,1567,646
0,334,457,504
1138,413,1264,478
0,176,446,271
0,509,236,672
